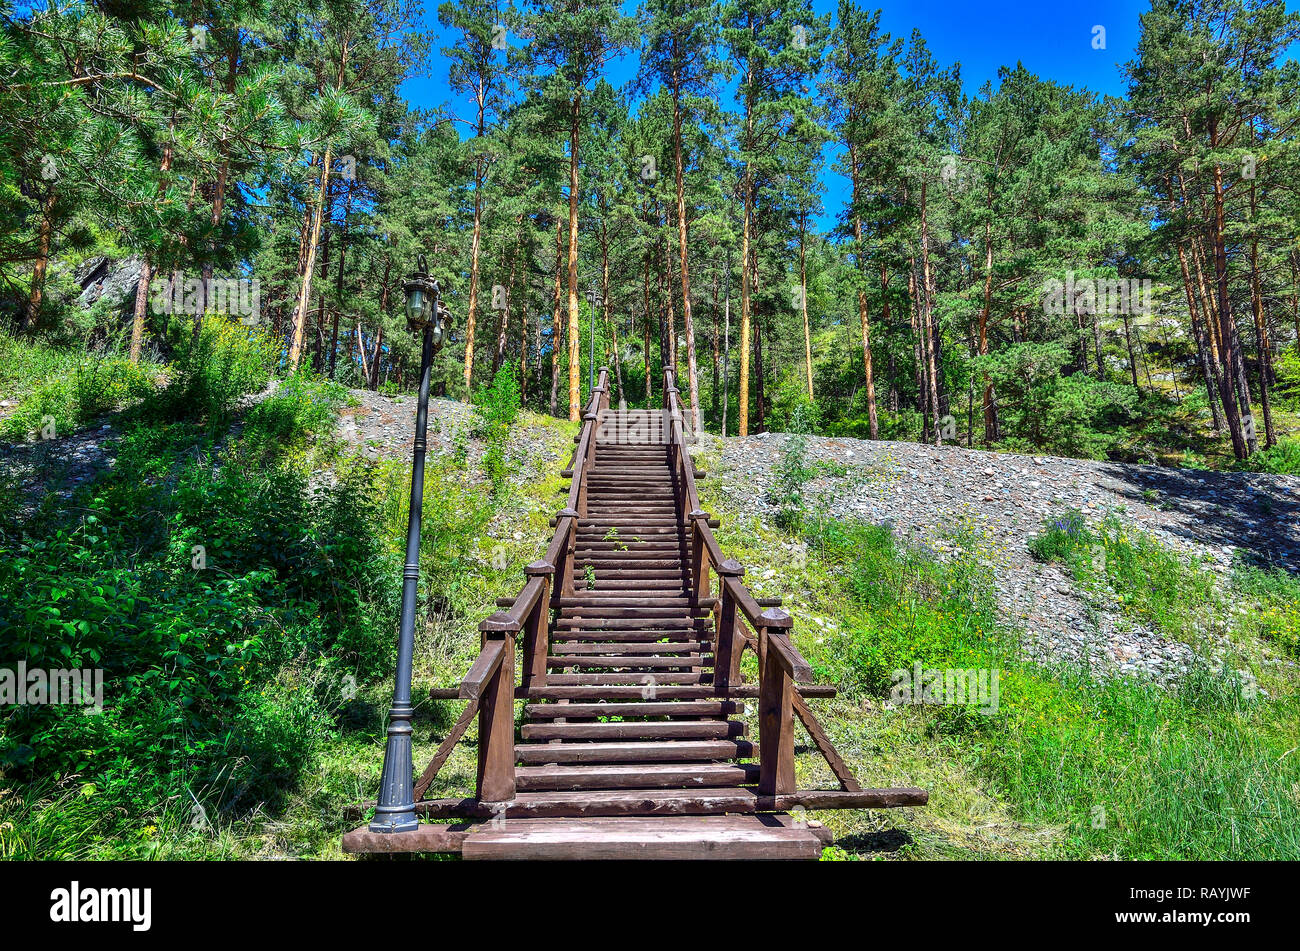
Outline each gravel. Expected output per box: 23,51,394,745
691,431,1300,681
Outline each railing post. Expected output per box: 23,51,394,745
521,562,553,689
581,409,598,517
555,509,577,599
475,626,516,803
689,510,710,602
757,609,796,796
713,561,744,688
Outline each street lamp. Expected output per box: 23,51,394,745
370,253,452,834
584,284,603,393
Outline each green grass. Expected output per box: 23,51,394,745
0,330,159,442
0,326,574,858
695,450,1300,860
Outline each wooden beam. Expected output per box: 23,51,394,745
413,698,479,801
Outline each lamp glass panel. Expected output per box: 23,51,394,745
405,287,425,324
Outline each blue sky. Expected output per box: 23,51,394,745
397,1,1284,231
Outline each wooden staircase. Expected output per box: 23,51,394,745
343,367,926,859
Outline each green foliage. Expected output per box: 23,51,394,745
0,338,394,830
0,332,156,441
242,372,350,457
803,517,1003,695
472,362,521,496
1028,511,1220,644
1232,561,1300,656
803,511,1300,859
768,401,819,532
152,317,277,431
982,345,1139,459
1241,437,1300,475
1026,509,1090,563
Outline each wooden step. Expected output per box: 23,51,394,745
546,655,709,669
583,579,687,590
461,814,828,860
525,684,729,700
514,739,750,763
418,786,930,820
542,672,708,685
558,606,698,619
524,700,741,718
551,629,701,643
520,720,743,741
558,596,691,607
545,641,705,656
514,762,760,791
554,617,703,630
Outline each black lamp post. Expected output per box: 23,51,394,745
370,254,451,834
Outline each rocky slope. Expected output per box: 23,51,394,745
691,431,1299,680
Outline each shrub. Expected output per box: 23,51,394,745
769,401,818,532
1243,437,1300,475
242,372,349,455
0,332,155,441
153,316,277,430
1027,509,1091,563
473,363,521,496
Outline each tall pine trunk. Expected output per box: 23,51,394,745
565,93,583,421
671,76,701,431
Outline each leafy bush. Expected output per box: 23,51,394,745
242,372,349,455
803,517,1003,695
472,363,521,496
0,332,155,441
1027,509,1091,563
0,341,395,828
152,316,277,430
769,401,819,532
1242,437,1300,475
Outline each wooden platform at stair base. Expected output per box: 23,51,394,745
343,814,833,860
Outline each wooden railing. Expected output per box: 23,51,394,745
411,369,612,805
407,363,872,809
662,367,865,795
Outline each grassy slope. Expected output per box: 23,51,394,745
3,329,1297,860
693,443,1300,860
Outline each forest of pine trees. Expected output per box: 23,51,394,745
4,0,1299,466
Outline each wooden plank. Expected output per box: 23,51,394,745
476,635,516,802
459,637,507,700
513,739,754,763
520,720,745,741
341,823,472,855
792,692,862,792
412,698,479,801
758,653,795,795
414,786,928,819
461,815,824,861
524,700,741,718
515,762,760,791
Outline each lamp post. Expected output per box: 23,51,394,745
585,284,603,393
370,254,452,833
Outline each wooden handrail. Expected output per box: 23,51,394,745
459,637,508,700
417,369,611,804
661,364,851,796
